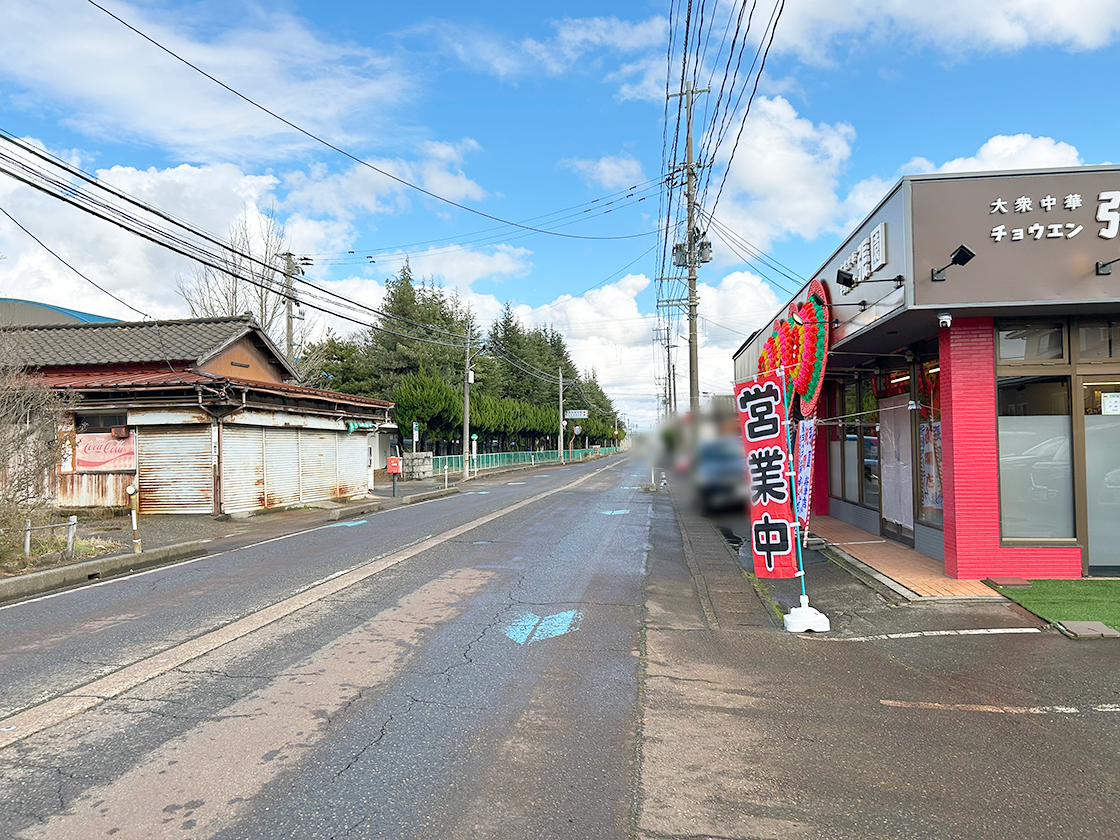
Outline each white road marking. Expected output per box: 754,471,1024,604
814,627,1043,642
881,699,1120,715
0,460,623,749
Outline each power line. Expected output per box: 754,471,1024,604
707,0,785,221
84,0,655,243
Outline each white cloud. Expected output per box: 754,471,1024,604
776,0,1120,59
0,156,283,320
522,16,668,74
404,244,533,294
560,154,646,190
282,140,487,220
420,14,667,100
708,96,859,255
0,139,519,332
0,0,409,161
708,94,1091,267
901,134,1083,175
607,56,668,103
505,268,782,430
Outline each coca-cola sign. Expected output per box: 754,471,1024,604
75,433,136,472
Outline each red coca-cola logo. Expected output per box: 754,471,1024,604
75,433,135,471
78,439,131,456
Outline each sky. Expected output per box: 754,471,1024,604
2,0,1120,430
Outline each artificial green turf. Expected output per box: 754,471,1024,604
994,579,1120,629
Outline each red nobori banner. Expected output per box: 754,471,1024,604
74,433,136,472
734,373,798,579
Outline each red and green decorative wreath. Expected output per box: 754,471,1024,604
756,278,830,418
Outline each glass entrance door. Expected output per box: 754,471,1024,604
1083,382,1120,573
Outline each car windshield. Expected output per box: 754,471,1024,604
698,438,745,462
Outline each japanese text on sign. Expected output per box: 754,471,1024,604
734,373,799,579
989,190,1119,243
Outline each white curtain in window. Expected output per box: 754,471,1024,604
879,394,914,529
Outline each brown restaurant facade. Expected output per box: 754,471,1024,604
734,166,1120,579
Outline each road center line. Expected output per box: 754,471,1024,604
0,458,626,750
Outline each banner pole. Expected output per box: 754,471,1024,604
780,371,808,600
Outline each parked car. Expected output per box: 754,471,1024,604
692,436,748,515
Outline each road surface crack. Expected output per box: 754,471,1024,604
333,696,417,779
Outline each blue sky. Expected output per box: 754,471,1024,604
1,0,1119,427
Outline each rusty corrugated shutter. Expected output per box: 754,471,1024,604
264,428,300,507
337,433,366,498
221,425,265,514
137,426,214,514
298,430,338,502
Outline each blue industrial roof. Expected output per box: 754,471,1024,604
0,298,118,324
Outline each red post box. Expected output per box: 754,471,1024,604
387,456,402,474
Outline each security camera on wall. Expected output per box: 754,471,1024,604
938,312,952,329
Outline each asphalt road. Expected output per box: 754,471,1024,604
3,455,1120,840
0,456,649,839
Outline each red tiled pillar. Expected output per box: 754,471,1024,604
939,317,1081,579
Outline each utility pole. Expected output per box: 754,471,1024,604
463,314,471,482
665,336,674,419
282,252,296,359
558,366,564,465
684,81,701,423
666,82,710,426
280,251,309,361
671,362,678,416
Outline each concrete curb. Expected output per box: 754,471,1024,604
401,487,461,505
328,500,384,521
0,540,209,605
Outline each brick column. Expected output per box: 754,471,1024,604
939,317,1081,578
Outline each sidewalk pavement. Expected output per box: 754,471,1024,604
661,471,1039,639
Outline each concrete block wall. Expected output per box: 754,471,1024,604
401,451,433,480
940,317,1082,578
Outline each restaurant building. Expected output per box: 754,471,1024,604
733,165,1120,578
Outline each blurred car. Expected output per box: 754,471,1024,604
692,436,748,515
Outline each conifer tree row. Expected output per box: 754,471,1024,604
306,262,626,453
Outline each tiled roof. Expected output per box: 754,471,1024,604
38,368,394,409
4,316,257,367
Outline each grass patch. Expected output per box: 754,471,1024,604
0,535,118,576
994,579,1120,630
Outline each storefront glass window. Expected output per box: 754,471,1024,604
842,382,859,502
861,381,879,511
917,361,943,526
996,377,1074,539
1078,322,1118,360
997,323,1065,362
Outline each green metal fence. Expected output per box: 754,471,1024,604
431,447,617,476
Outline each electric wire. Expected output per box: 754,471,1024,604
84,0,654,242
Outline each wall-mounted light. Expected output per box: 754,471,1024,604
836,269,856,289
931,244,976,282
1096,256,1120,276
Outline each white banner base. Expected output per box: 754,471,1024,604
784,595,831,633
